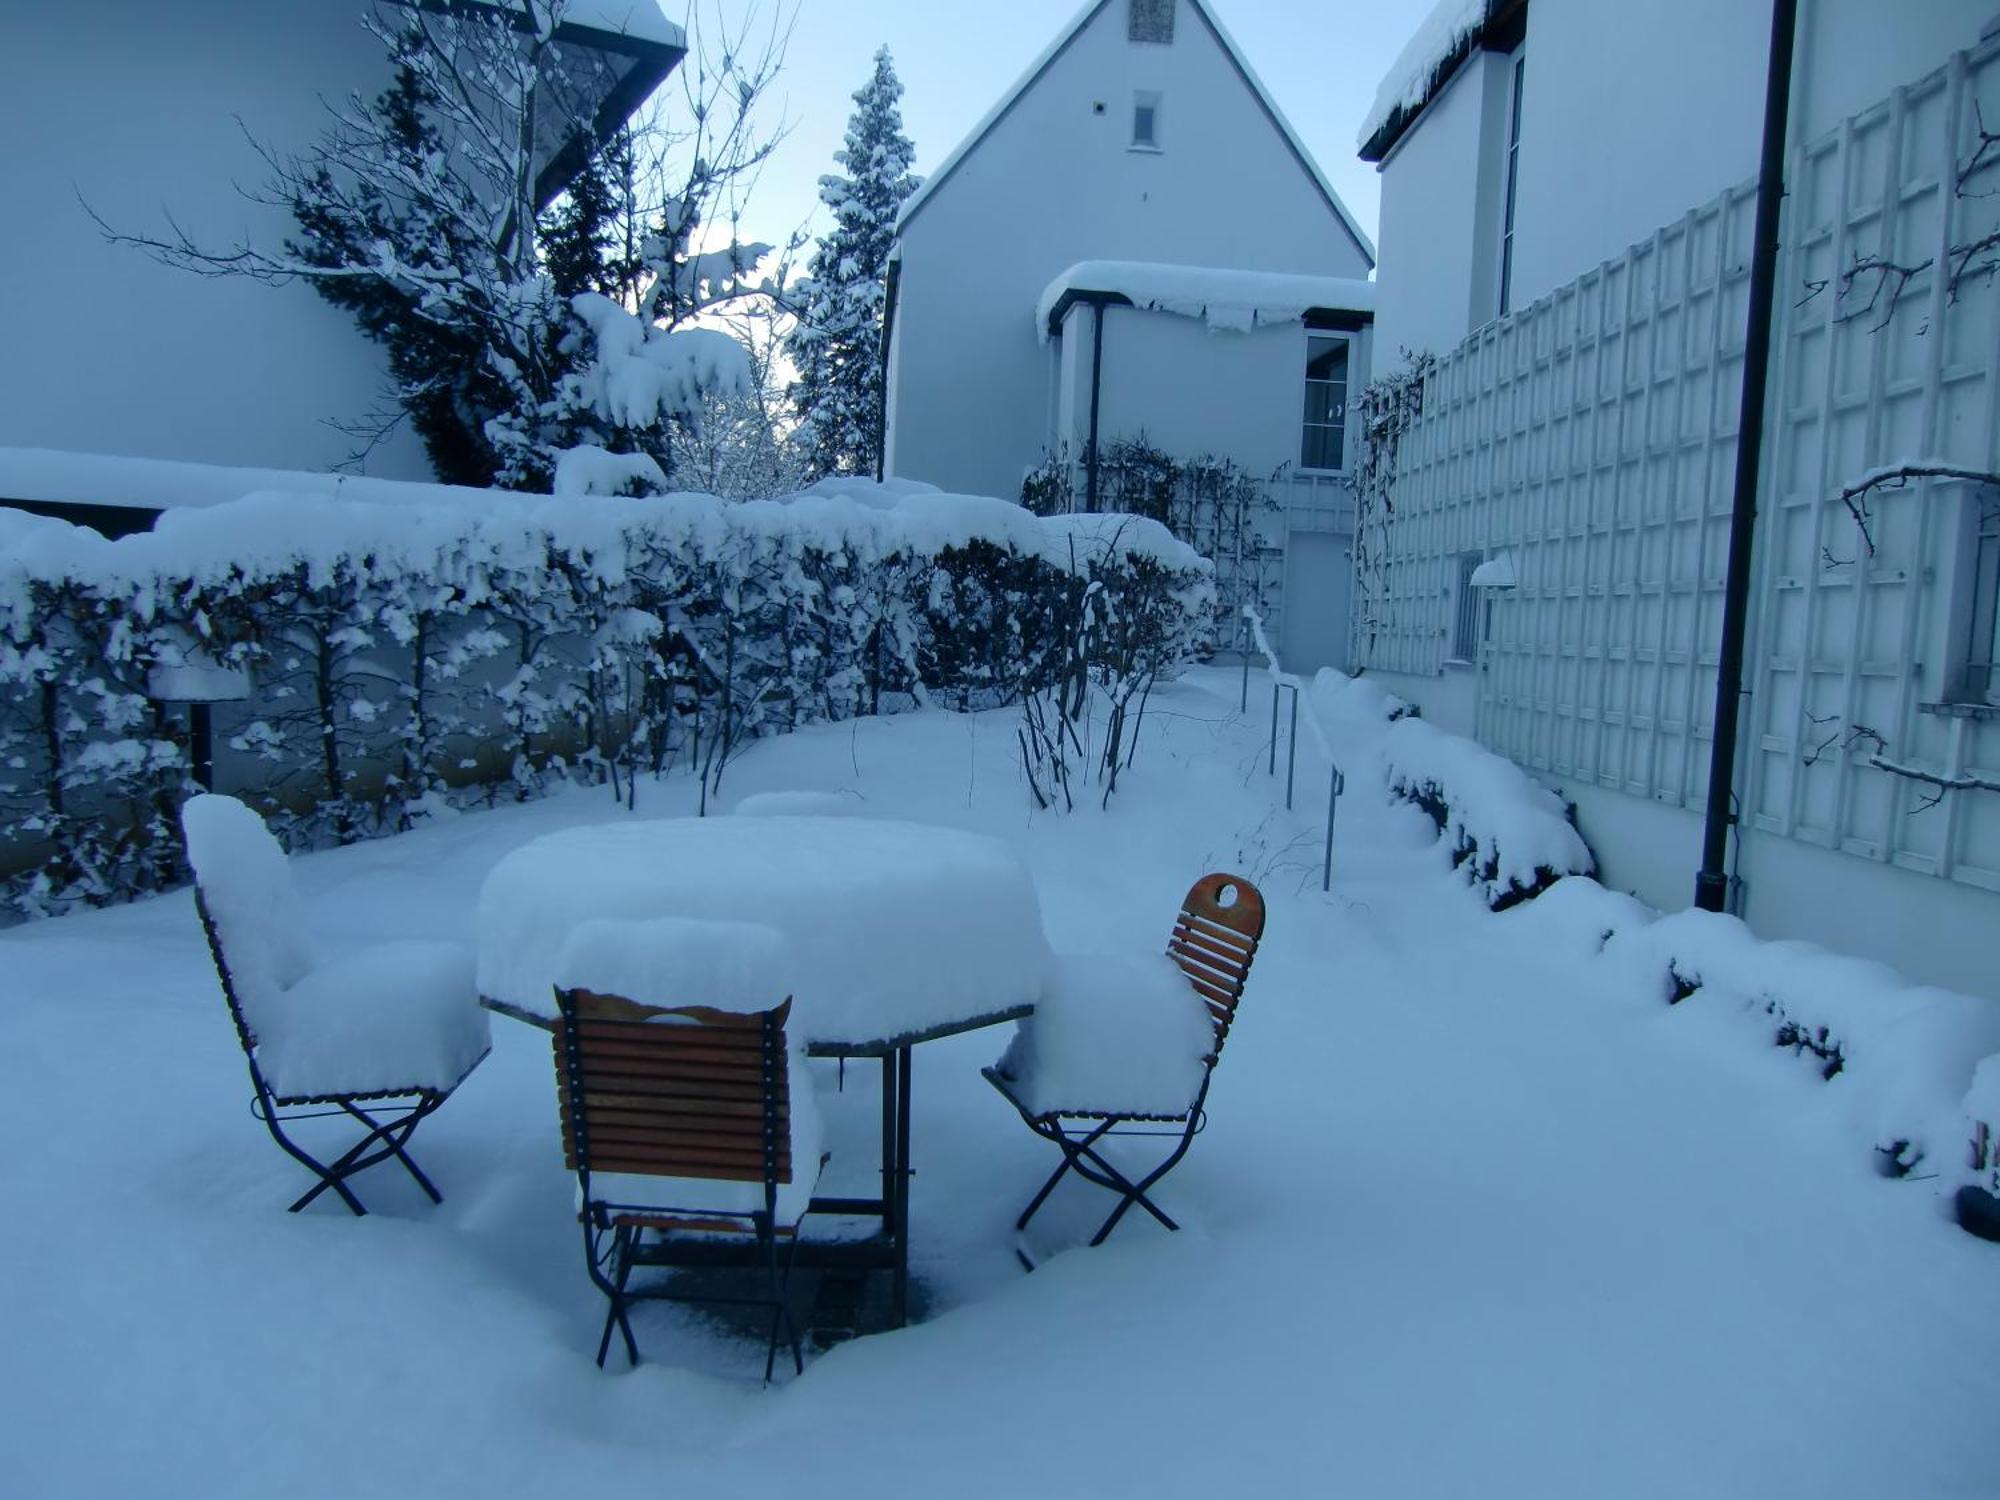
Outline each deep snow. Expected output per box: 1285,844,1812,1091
2,669,1995,1498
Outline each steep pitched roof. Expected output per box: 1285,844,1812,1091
893,0,1375,267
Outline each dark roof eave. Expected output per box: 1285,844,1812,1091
532,40,686,210
389,3,686,209
1358,0,1527,165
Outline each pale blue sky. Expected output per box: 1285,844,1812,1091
689,0,1436,259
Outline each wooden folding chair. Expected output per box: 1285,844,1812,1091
553,988,820,1380
984,873,1266,1252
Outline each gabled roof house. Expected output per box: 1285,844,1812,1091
883,0,1376,670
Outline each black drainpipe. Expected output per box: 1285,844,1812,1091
1085,297,1109,513
873,256,902,483
1696,0,1798,913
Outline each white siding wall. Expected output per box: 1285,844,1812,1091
887,0,1371,502
1,1,432,478
1371,56,1493,366
1357,32,2000,1000
1073,309,1329,477
1370,0,1996,372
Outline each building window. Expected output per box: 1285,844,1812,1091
1301,335,1350,471
1129,0,1176,44
1497,53,1525,317
1968,495,2000,704
1450,552,1484,662
1132,91,1163,150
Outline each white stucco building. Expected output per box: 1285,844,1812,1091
0,0,684,489
1355,0,2000,1000
884,0,1376,670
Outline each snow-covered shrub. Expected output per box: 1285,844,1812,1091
0,484,1211,915
1600,907,2000,1180
1382,714,1595,910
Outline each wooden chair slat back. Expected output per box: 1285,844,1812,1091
1166,874,1264,1062
553,989,793,1186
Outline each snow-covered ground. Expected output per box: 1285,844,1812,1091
3,669,1994,1497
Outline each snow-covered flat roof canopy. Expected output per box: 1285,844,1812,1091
1038,260,1377,338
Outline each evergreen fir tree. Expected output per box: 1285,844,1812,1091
791,47,921,479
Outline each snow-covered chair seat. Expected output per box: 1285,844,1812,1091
550,917,827,1378
985,873,1266,1255
181,794,490,1216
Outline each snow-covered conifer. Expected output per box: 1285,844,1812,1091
790,48,921,479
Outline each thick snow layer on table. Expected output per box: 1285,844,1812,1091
477,815,1052,1044
553,916,800,1013
1037,260,1377,339
994,953,1212,1117
1358,0,1488,149
181,794,487,1095
553,917,822,1222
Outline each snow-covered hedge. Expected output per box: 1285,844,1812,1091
1308,670,1594,909
0,483,1211,915
1384,715,1596,909
1502,878,2000,1187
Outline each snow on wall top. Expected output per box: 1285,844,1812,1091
0,446,527,514
1037,260,1376,338
1357,0,1490,155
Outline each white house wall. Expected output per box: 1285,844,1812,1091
1371,0,1996,375
1356,32,2000,1001
888,0,1372,503
1370,53,1492,367
1089,309,1320,477
2,1,431,479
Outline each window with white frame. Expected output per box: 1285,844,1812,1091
1132,91,1162,150
1497,52,1526,317
1301,334,1350,471
1450,552,1483,662
1968,493,2000,704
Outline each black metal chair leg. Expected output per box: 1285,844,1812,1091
1016,1117,1118,1230
1015,1154,1076,1231
342,1097,444,1202
596,1226,639,1369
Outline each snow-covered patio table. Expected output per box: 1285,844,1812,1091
474,814,1056,1325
